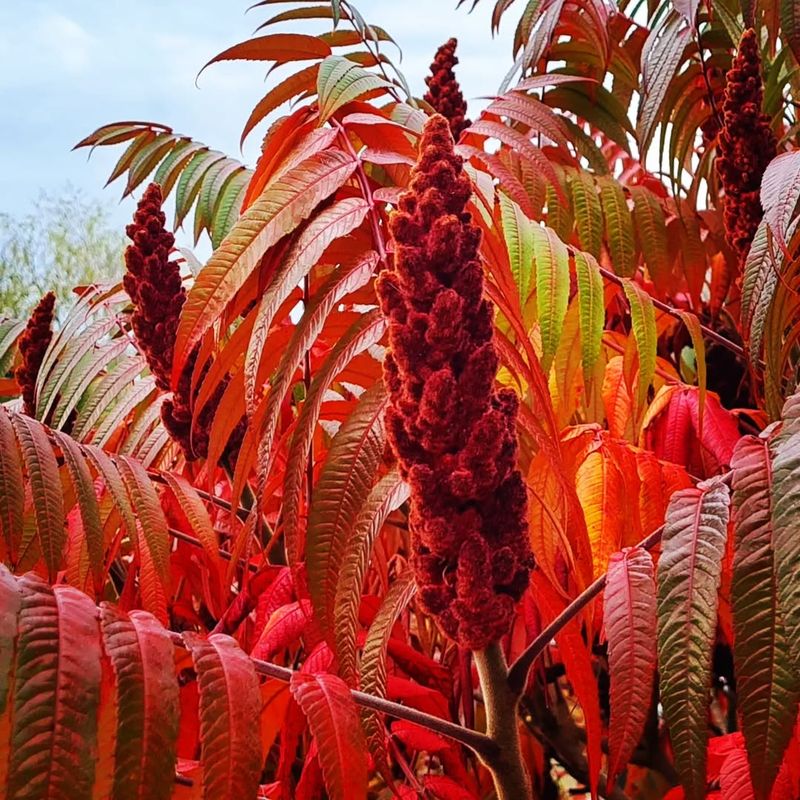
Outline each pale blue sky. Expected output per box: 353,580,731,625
0,1,511,251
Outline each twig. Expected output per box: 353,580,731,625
508,468,734,695
598,266,750,362
507,522,666,696
167,631,498,759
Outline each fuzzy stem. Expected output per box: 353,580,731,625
474,642,533,800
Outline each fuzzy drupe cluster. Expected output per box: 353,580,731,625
424,39,471,141
15,292,56,417
376,115,532,650
716,29,777,260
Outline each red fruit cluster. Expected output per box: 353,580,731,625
15,292,56,417
424,39,471,141
376,115,532,650
124,183,184,392
124,183,229,460
716,29,777,260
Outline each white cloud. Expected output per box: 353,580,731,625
0,9,94,88
38,12,94,73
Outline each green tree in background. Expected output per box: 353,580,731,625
0,186,124,317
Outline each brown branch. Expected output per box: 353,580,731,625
507,522,666,697
474,642,533,799
167,631,499,760
508,468,733,696
597,265,749,362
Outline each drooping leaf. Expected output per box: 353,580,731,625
183,633,263,800
10,413,65,580
622,279,657,420
573,250,605,394
638,14,692,154
770,394,800,672
604,547,657,790
172,148,357,385
534,225,570,373
333,468,409,685
7,576,102,799
0,567,21,792
600,178,636,278
359,574,418,780
316,55,391,124
290,671,368,800
731,435,800,800
54,431,104,593
657,478,731,800
630,186,671,295
306,382,387,648
0,408,24,566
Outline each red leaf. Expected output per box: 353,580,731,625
643,386,740,479
657,478,731,800
183,633,263,799
289,672,367,800
252,600,313,661
604,547,657,790
535,572,602,799
730,435,800,800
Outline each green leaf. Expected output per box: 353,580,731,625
657,477,730,800
574,250,605,391
534,225,570,373
36,317,116,422
50,338,130,431
317,55,391,123
599,178,636,278
569,171,602,256
290,672,368,800
731,435,800,800
499,193,535,306
622,280,657,417
71,355,146,441
630,186,671,295
307,382,387,649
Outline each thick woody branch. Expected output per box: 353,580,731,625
474,642,533,799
